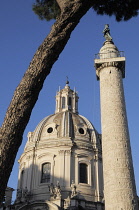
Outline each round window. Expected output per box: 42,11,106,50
78,128,84,135
47,127,53,133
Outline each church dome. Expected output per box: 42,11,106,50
25,110,98,152
25,82,100,152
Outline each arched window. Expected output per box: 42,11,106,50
79,163,88,184
56,100,58,110
76,99,78,111
68,97,72,109
41,162,51,183
62,97,65,109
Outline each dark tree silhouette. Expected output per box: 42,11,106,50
33,0,139,21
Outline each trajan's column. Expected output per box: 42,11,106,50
94,25,138,209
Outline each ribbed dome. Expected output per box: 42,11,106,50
25,110,99,151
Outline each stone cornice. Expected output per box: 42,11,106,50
96,61,125,79
75,142,93,151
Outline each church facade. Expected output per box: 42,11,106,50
13,81,104,210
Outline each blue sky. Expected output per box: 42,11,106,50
1,1,139,200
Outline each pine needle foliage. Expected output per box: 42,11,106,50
32,0,60,21
32,0,139,22
92,0,139,21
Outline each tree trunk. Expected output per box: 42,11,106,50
0,0,93,204
56,0,69,11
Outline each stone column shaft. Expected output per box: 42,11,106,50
95,38,138,210
98,63,138,209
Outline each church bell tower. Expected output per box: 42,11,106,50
94,24,138,209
